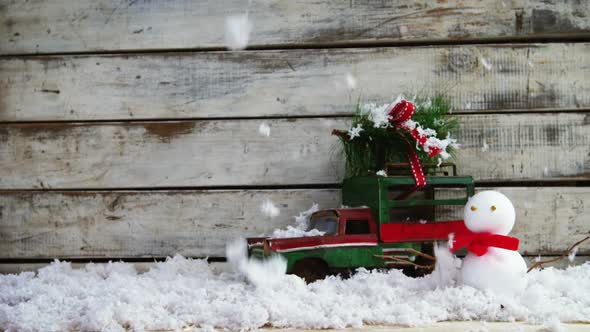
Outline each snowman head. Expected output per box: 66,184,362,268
463,191,515,235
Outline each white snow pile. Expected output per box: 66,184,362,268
226,239,287,288
376,169,387,177
360,95,404,129
1,251,589,331
269,203,324,238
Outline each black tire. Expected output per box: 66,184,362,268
292,259,329,283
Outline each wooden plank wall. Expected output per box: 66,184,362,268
1,0,589,270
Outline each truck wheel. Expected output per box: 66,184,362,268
292,259,329,283
403,242,435,278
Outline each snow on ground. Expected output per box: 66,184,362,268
1,251,589,332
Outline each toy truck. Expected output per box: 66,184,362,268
247,169,475,282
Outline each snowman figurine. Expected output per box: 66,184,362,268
450,191,527,295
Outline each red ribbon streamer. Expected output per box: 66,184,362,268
450,233,520,256
388,100,441,188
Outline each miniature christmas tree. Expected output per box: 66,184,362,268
332,96,460,186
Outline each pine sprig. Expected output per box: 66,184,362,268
333,96,459,178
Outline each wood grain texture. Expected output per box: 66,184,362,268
0,261,231,275
1,0,589,54
1,43,590,121
435,187,590,256
0,114,588,189
0,187,587,259
0,189,341,259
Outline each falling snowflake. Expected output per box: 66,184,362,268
481,139,489,152
448,232,455,249
260,199,280,218
258,122,270,137
225,15,252,50
480,57,493,71
568,246,579,262
345,73,357,90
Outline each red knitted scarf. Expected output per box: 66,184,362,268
450,232,519,256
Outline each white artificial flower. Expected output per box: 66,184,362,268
347,124,364,140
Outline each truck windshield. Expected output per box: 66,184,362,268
307,211,339,235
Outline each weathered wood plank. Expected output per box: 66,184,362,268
0,189,341,259
0,261,231,275
1,44,590,121
1,0,589,54
0,187,587,259
0,114,588,189
435,187,590,256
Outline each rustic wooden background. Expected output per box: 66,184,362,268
1,0,589,271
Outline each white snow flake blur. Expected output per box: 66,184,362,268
568,246,579,262
224,14,252,50
226,239,287,287
480,57,493,71
260,199,280,218
258,122,271,137
1,257,589,331
345,73,357,90
481,139,489,152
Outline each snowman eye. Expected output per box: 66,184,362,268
491,205,497,212
470,205,477,211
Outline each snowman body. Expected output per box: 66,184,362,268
459,191,527,294
461,247,527,295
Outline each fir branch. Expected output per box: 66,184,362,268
334,96,458,178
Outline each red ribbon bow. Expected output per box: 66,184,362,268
388,100,442,188
450,232,520,256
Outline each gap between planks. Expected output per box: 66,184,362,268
0,179,589,193
0,107,588,125
3,34,590,58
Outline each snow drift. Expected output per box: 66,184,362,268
1,254,589,332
